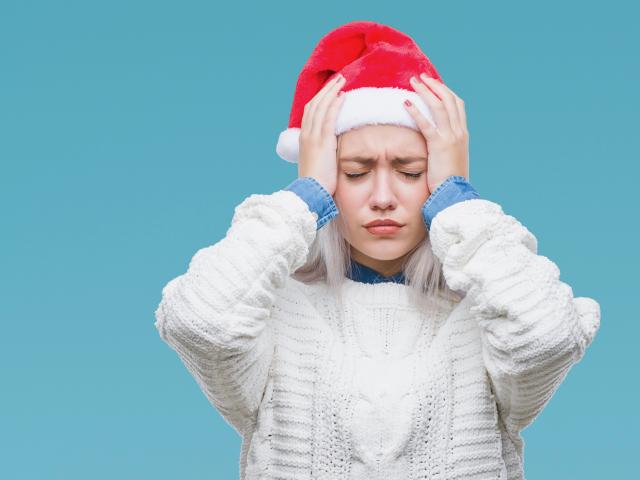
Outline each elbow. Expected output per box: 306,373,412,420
154,297,171,343
153,276,187,345
570,296,601,361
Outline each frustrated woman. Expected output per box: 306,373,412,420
154,20,600,480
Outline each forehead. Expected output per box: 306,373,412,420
337,125,427,163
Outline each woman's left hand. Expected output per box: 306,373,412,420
403,74,470,194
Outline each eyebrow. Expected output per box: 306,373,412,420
339,156,427,166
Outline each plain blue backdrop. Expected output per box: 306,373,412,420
2,0,637,478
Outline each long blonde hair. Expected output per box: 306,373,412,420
292,205,463,305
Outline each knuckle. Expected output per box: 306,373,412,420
413,114,424,124
306,134,320,146
413,116,428,128
442,92,455,102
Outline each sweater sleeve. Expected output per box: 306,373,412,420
154,190,317,435
428,198,601,436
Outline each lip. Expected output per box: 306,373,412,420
363,219,403,227
365,224,404,235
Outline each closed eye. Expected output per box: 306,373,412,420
345,172,423,179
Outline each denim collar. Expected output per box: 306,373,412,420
347,259,406,284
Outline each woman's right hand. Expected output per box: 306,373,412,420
297,73,346,197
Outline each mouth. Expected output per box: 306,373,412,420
364,224,404,235
363,219,404,228
363,218,405,236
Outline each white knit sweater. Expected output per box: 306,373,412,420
154,189,600,480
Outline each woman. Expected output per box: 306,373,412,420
154,21,600,480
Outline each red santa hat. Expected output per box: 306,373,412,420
276,20,443,163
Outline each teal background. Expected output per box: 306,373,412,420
2,0,637,478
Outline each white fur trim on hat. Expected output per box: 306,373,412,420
276,87,435,163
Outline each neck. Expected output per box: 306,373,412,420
350,248,406,277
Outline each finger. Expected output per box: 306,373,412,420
403,98,438,140
322,89,346,140
307,74,345,135
454,95,468,136
302,73,343,133
420,75,462,136
436,79,469,137
311,75,346,138
409,76,452,137
301,100,311,132
441,83,467,137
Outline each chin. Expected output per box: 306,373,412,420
354,242,412,261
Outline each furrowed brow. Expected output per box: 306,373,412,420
339,156,427,166
392,157,427,165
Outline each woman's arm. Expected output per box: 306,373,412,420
154,189,317,435
428,197,601,436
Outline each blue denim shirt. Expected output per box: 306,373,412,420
284,175,480,284
347,260,407,284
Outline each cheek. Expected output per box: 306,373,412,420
399,183,430,206
334,193,365,238
334,184,366,211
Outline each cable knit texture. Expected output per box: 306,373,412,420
154,190,600,480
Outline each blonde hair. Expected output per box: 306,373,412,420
292,206,463,305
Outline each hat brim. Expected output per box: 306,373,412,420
276,87,436,163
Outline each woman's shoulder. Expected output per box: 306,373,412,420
266,277,338,343
273,275,330,307
269,275,349,327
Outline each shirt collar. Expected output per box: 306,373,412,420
347,259,406,284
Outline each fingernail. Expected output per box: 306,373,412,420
404,99,412,107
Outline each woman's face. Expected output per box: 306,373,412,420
334,125,430,276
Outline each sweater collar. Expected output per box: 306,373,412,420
347,259,406,285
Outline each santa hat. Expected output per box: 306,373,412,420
276,20,443,163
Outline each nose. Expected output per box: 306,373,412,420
369,170,397,212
